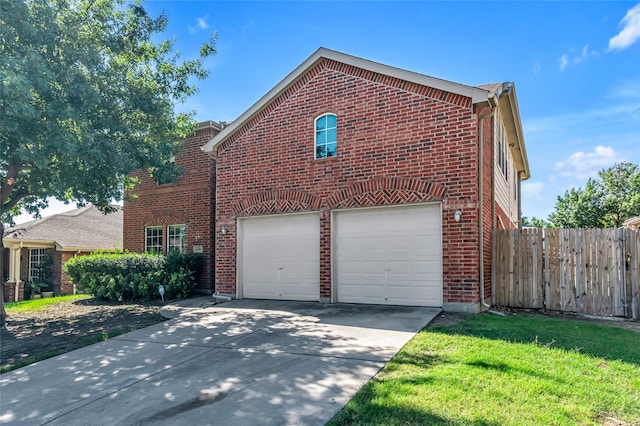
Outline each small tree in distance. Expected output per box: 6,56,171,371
521,216,548,228
0,0,217,326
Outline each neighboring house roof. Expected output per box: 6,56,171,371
201,47,530,179
623,216,640,229
3,206,123,251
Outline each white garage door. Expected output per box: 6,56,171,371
239,213,320,301
334,204,442,306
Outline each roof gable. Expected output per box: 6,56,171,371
202,47,529,179
202,48,492,155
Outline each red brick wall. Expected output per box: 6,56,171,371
58,251,91,295
3,282,24,302
215,58,483,305
496,204,516,230
480,107,494,304
51,250,62,293
123,123,220,291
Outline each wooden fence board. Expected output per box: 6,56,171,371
492,228,639,318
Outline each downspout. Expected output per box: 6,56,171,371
478,102,496,312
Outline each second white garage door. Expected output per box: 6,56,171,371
334,204,442,306
238,213,320,301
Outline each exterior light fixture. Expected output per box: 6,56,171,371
220,226,228,235
454,210,462,222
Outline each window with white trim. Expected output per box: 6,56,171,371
315,114,337,159
145,226,163,254
29,248,47,281
167,224,186,254
496,117,509,182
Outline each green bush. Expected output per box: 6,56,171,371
64,252,203,302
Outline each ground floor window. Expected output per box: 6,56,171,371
28,248,47,281
167,224,186,254
145,226,163,254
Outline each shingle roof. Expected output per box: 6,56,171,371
3,206,123,250
476,83,504,92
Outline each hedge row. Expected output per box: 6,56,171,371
64,251,203,302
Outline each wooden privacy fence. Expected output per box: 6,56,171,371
493,228,640,319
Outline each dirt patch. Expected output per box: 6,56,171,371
1,297,168,371
427,311,468,328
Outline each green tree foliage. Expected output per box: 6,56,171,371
521,216,548,228
0,0,216,325
547,162,640,228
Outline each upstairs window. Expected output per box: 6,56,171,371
496,117,509,182
315,114,337,159
145,226,163,254
167,224,187,254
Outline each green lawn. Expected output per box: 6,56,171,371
5,294,91,313
328,313,640,426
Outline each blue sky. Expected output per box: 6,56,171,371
15,1,640,224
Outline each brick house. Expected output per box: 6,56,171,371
201,48,530,313
2,206,122,301
123,121,222,292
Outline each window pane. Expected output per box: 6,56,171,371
326,114,337,128
316,116,326,130
326,128,336,143
167,224,186,254
316,144,327,159
145,226,163,254
316,130,326,144
326,143,337,157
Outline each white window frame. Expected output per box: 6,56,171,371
145,226,163,254
314,113,337,159
29,248,47,281
496,116,509,182
167,224,187,254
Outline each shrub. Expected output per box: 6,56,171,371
64,252,202,302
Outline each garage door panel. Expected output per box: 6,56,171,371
240,214,319,301
335,204,442,307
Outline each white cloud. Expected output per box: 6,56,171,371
559,54,569,72
609,3,640,50
558,45,597,71
522,182,544,199
532,59,541,75
188,14,210,35
554,145,624,181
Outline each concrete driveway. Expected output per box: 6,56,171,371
0,298,440,425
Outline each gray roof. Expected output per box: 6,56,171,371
3,206,122,250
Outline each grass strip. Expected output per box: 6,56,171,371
328,313,640,426
5,294,91,313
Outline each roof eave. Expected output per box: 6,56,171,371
55,244,115,252
2,238,56,249
497,85,530,180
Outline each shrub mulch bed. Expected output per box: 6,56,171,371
1,298,168,371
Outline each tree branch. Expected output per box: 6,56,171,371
0,162,27,206
2,188,31,213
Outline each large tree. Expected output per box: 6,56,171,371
548,162,640,228
0,0,216,326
